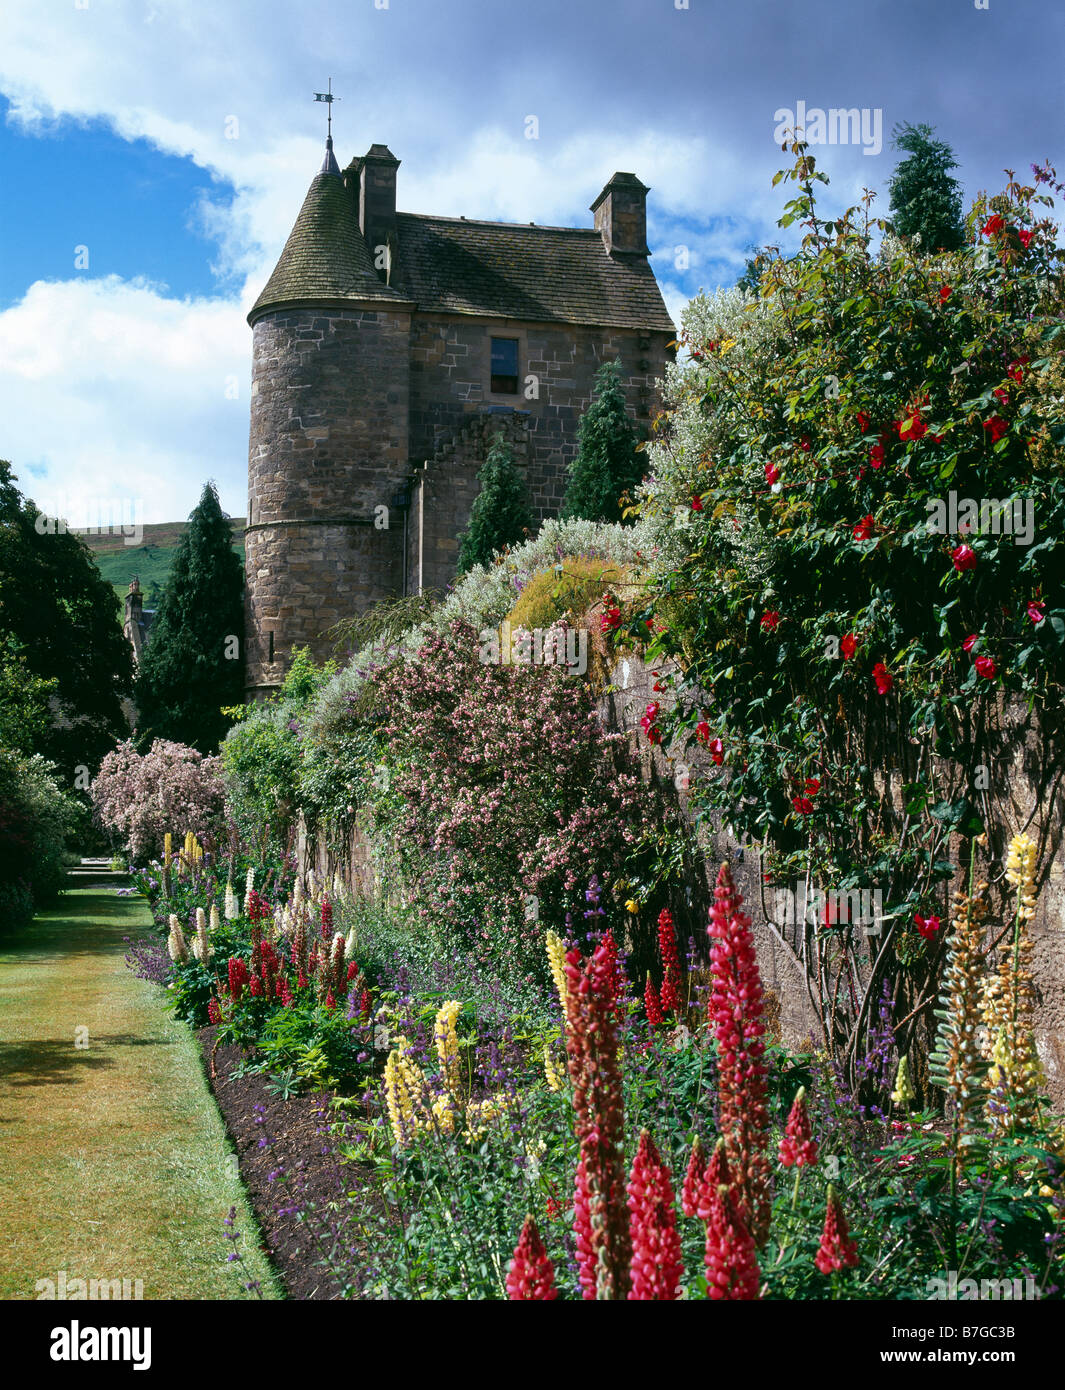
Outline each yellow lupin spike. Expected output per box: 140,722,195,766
434,1000,463,1097
543,1041,563,1092
384,1037,426,1149
545,930,568,1014
163,832,172,868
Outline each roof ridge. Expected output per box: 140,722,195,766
396,211,600,235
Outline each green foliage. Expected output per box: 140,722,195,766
561,358,642,524
0,634,56,755
221,647,340,852
134,481,244,753
888,121,965,253
637,148,1065,1068
456,434,534,574
507,558,626,631
0,461,134,782
0,747,80,927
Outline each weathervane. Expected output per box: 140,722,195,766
313,78,339,140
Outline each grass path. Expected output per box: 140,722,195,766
0,869,279,1299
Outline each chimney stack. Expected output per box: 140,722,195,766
591,172,650,256
349,144,400,283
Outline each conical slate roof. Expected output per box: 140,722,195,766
248,143,409,323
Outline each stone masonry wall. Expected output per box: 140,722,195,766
406,412,532,598
407,312,673,521
245,305,412,693
299,636,1065,1110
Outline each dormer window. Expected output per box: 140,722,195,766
490,337,520,394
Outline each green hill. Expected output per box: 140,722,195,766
85,519,246,611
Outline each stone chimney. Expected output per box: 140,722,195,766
349,144,400,283
591,172,650,256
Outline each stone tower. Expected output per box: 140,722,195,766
244,134,676,699
244,137,415,697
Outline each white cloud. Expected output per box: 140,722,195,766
0,277,248,523
0,1,808,524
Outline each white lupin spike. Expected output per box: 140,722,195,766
224,880,239,920
192,908,212,963
168,914,190,964
344,926,358,957
209,903,221,934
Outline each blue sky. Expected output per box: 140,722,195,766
0,0,1061,523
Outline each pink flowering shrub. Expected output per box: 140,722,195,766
90,738,225,862
367,620,663,980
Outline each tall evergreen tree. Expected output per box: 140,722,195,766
560,358,642,524
456,435,533,574
135,481,244,752
888,122,965,253
0,460,133,780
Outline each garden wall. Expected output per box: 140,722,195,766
296,634,1065,1109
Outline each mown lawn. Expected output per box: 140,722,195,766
0,873,279,1299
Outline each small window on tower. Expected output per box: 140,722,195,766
490,337,519,394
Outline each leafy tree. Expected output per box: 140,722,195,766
888,122,965,252
639,146,1063,1080
135,481,244,753
561,358,642,524
456,434,533,574
0,461,134,781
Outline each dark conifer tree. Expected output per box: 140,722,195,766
135,481,244,752
888,122,965,253
456,434,533,574
560,358,642,524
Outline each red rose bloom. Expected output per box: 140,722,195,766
852,514,875,541
872,662,893,695
708,737,724,766
984,415,1009,443
962,633,979,653
1007,357,1029,383
857,410,870,433
803,778,820,795
952,544,977,572
840,634,857,660
1027,601,1045,625
982,214,1005,237
974,655,997,680
600,605,622,633
869,442,885,469
760,610,781,631
1018,228,1034,249
791,795,814,815
938,286,952,302
691,495,704,511
765,461,780,486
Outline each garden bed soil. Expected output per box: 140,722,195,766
198,1027,380,1301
